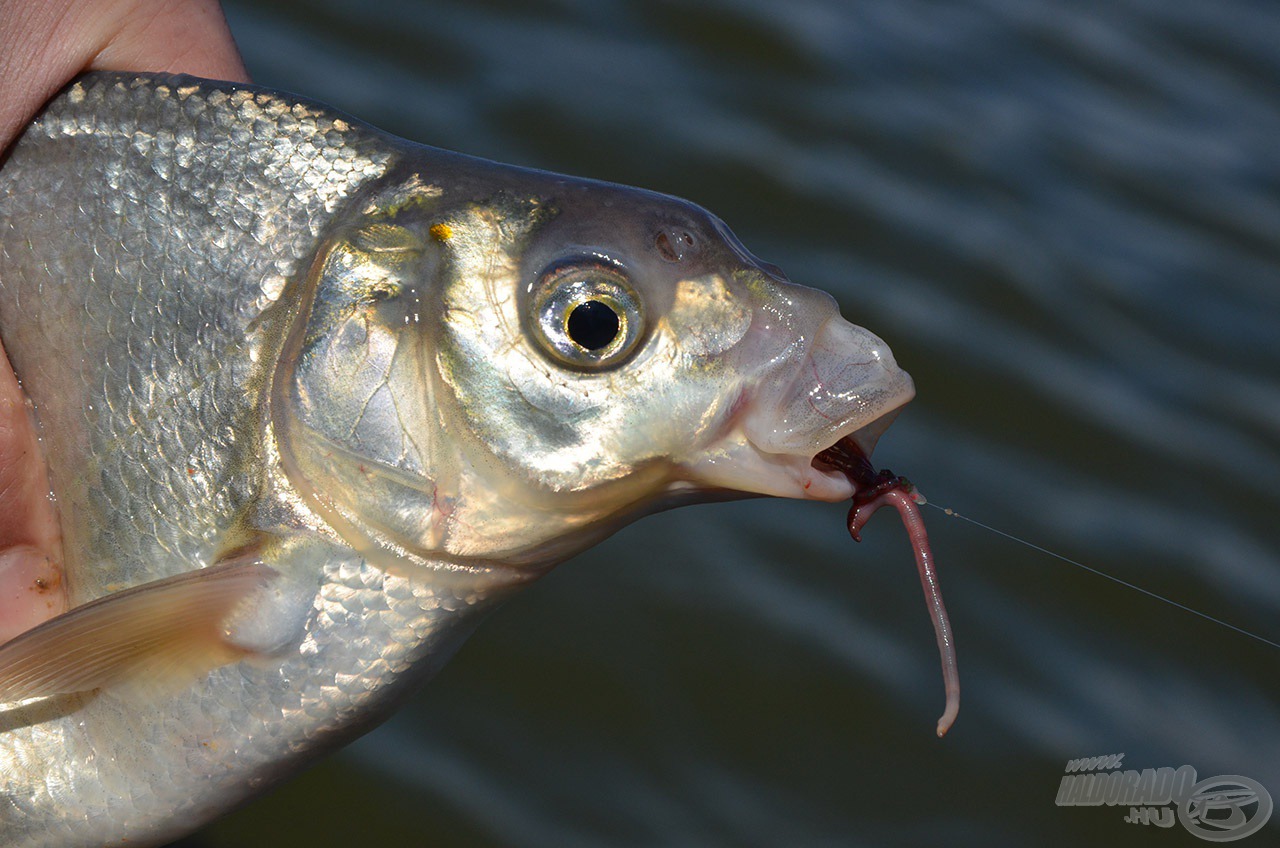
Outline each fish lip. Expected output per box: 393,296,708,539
681,407,907,503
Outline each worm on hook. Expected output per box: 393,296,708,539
814,437,959,737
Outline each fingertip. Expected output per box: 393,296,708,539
89,0,250,83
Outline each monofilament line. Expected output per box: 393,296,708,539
925,501,1280,652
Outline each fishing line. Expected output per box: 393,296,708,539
922,500,1280,652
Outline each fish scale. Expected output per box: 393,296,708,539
0,74,442,845
1,76,386,599
0,71,914,845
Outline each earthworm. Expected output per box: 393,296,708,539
815,438,959,737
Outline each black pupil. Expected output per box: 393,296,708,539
567,300,620,351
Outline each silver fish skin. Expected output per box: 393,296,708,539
0,72,914,846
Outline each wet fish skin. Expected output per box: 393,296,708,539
0,72,913,846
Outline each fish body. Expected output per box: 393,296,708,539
0,73,913,846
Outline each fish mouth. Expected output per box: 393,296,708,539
682,402,909,502
810,410,901,488
679,307,915,502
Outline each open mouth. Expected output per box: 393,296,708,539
803,412,903,500
812,432,880,487
684,405,911,503
811,430,921,512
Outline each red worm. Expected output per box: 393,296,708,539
816,437,959,737
849,488,959,737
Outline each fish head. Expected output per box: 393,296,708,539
274,162,914,572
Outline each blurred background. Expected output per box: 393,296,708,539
192,0,1280,844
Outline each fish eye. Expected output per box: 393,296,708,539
530,262,644,369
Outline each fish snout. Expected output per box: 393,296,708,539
744,314,915,459
686,301,915,502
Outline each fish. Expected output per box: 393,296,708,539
0,72,916,847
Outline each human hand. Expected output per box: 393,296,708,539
0,0,247,639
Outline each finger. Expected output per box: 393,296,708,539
0,0,248,152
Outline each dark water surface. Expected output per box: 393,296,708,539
200,1,1280,844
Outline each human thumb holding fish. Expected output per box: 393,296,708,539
0,0,246,640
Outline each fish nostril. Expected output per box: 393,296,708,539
654,228,697,262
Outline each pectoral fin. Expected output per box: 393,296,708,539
0,559,276,702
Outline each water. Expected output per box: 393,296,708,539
195,1,1280,844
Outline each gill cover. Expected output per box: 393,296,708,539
273,175,456,570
